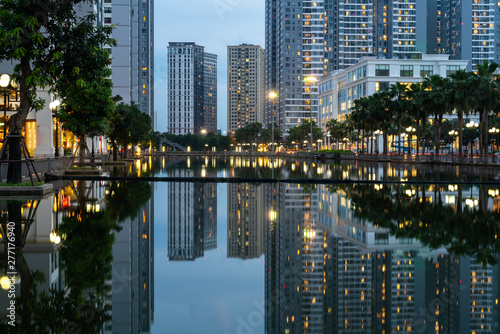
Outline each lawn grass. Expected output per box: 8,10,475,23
0,181,43,187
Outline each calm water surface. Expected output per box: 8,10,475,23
1,156,500,333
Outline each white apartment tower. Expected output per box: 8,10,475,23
99,0,155,127
167,42,217,135
227,44,265,135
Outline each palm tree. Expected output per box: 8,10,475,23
406,82,426,156
449,69,474,156
369,90,392,154
421,75,452,156
326,119,344,150
389,82,411,155
473,61,499,158
351,97,370,152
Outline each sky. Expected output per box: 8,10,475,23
152,181,265,334
154,0,266,133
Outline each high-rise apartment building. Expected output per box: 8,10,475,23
99,0,154,127
167,42,217,135
227,44,265,135
431,0,499,69
265,0,326,134
204,53,218,134
265,0,426,134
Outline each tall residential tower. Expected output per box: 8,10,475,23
100,0,155,127
227,44,265,135
265,0,426,134
167,42,217,135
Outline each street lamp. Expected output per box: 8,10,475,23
316,139,322,151
401,133,409,153
488,127,499,153
466,121,479,154
269,91,277,153
406,126,415,154
448,130,458,155
50,99,61,157
0,74,18,148
374,130,383,154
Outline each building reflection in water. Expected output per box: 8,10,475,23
168,159,217,261
227,183,265,259
266,180,500,334
0,179,155,333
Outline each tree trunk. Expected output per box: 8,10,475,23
398,113,402,155
434,114,440,157
483,108,489,158
383,122,388,155
79,134,86,167
422,121,427,154
6,134,22,183
438,114,443,155
7,57,32,184
479,109,484,157
369,128,373,153
416,118,420,157
458,110,463,156
112,143,118,161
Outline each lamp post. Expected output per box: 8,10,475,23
268,91,277,153
49,99,61,157
488,127,499,152
466,121,479,154
316,139,322,151
448,130,458,155
405,126,415,154
0,75,9,144
1,75,12,145
401,133,409,153
374,130,383,154
0,74,18,159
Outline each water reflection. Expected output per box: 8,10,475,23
266,182,500,334
0,179,154,333
1,157,500,333
168,168,217,261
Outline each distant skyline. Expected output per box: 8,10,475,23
154,0,265,133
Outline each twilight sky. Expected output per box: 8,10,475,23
154,0,265,133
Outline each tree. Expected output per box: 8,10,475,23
472,61,499,157
367,91,392,154
421,75,452,155
260,123,283,145
108,102,151,159
389,82,411,155
351,97,370,152
0,0,92,182
449,69,474,156
326,119,345,150
287,120,322,149
54,15,116,167
406,82,428,155
234,122,262,144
